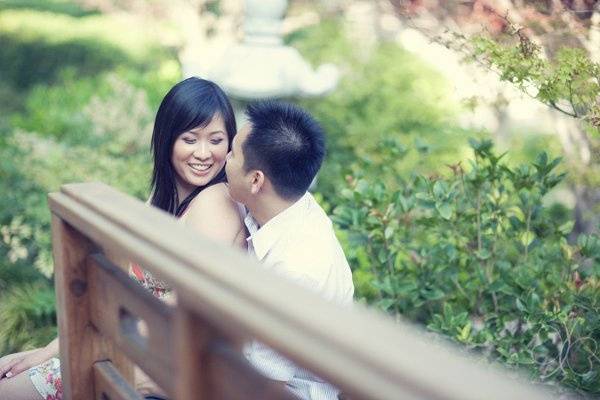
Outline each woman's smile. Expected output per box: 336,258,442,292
188,162,213,174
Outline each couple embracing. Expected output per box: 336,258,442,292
0,77,353,400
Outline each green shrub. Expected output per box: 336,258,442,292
0,9,175,91
10,69,120,143
0,0,99,17
0,10,171,61
0,31,132,90
332,139,600,393
0,66,171,357
285,18,356,67
0,3,181,357
0,283,56,354
0,70,170,285
290,21,471,197
11,67,178,145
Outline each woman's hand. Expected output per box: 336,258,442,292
0,342,57,380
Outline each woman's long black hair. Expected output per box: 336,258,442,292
150,77,236,217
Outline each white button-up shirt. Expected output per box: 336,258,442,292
243,192,354,400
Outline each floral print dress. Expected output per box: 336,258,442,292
129,263,172,299
27,266,171,399
28,357,62,400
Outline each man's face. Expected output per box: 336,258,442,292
225,123,252,204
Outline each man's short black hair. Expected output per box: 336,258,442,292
244,100,326,200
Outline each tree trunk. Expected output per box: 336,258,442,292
551,112,600,235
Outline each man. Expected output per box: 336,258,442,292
225,100,354,399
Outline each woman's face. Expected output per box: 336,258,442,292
171,113,229,197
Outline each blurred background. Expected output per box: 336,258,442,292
1,0,599,397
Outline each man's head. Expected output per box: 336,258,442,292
226,100,325,205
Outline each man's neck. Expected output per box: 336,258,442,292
247,193,302,227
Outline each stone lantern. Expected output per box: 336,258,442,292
206,0,339,100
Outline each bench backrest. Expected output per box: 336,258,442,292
49,182,553,400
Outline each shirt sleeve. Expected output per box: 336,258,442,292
244,341,296,382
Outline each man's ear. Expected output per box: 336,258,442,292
249,170,265,195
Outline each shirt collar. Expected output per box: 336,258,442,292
245,192,311,261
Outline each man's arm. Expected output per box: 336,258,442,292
244,341,295,382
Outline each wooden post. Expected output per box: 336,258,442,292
174,306,215,400
51,214,133,399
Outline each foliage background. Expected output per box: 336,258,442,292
0,0,598,397
0,0,179,352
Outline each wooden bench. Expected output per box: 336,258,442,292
49,182,553,400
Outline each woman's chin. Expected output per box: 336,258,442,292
189,177,211,187
187,171,217,187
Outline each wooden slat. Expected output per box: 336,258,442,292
94,361,143,400
49,183,555,400
173,308,213,400
87,253,174,395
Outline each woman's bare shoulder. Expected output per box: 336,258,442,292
184,183,244,245
200,182,229,196
191,183,234,206
186,183,238,218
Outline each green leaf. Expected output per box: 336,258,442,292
475,248,491,260
396,194,409,212
414,137,430,154
373,278,394,296
415,192,432,201
443,303,453,318
516,298,527,312
520,231,535,247
375,298,395,311
384,226,395,240
340,188,353,199
458,322,471,342
436,202,453,220
394,281,418,296
509,206,526,222
527,292,540,309
489,280,506,292
558,221,574,235
377,248,389,264
422,288,445,301
355,179,370,195
581,370,598,384
433,181,446,198
534,152,548,169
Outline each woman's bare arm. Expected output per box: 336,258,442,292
0,337,59,379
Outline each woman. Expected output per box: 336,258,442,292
0,77,245,400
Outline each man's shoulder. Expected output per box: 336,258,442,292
300,192,333,227
278,199,349,276
279,192,339,251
